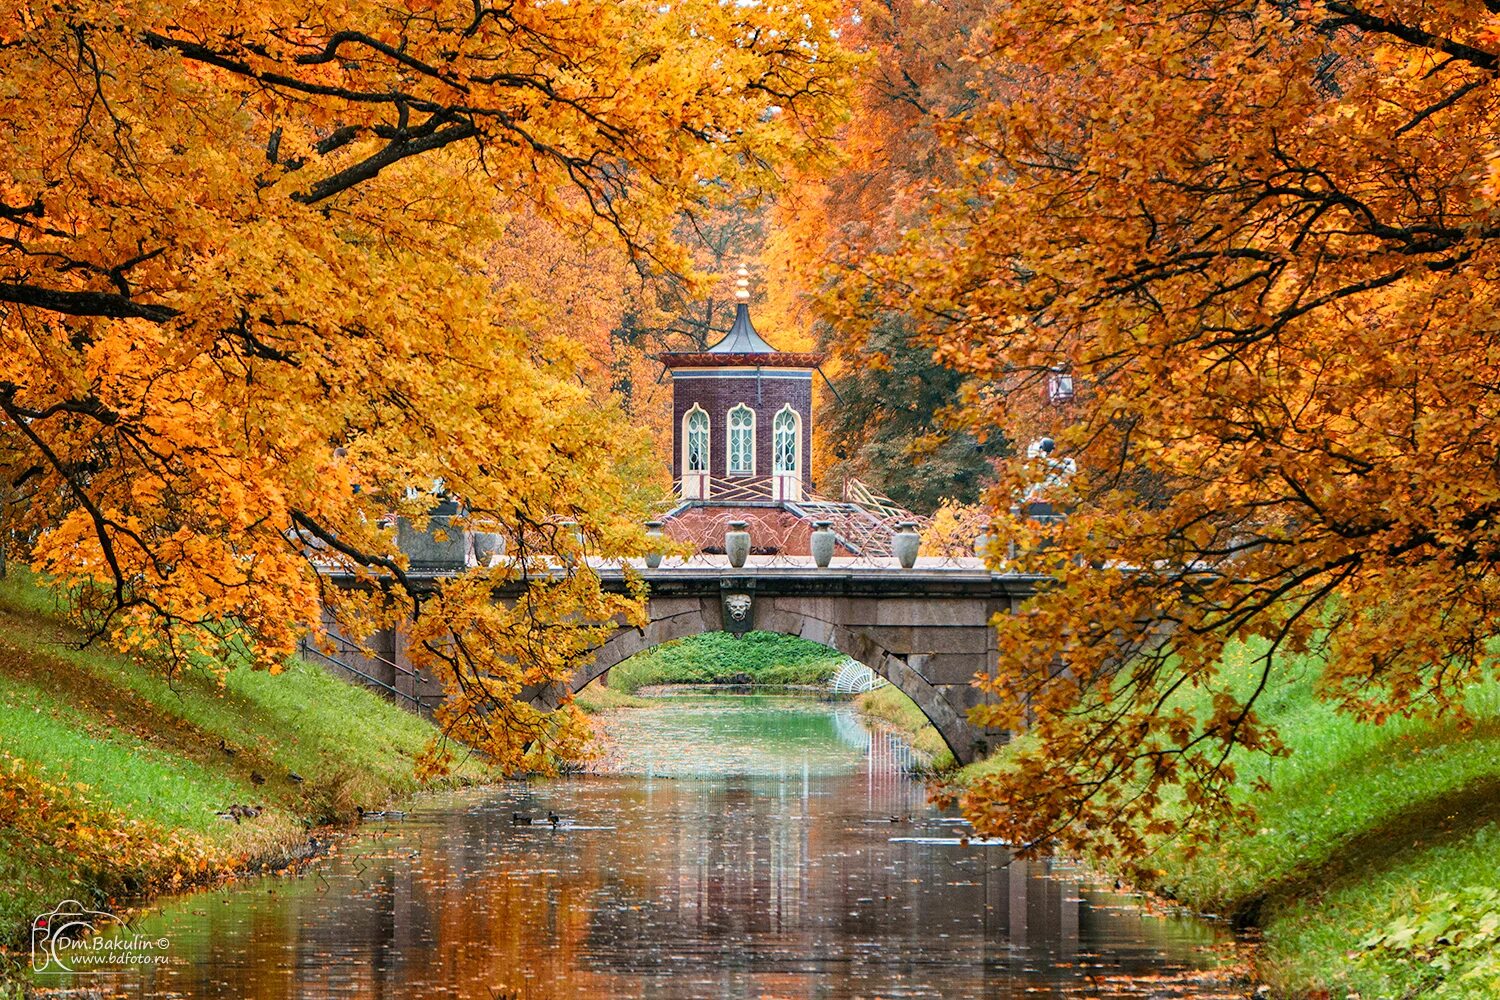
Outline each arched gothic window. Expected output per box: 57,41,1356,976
727,404,755,476
772,405,799,477
684,406,709,473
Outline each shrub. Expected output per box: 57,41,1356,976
606,631,844,693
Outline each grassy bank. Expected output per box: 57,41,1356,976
0,569,485,954
573,682,653,713
957,642,1500,997
602,630,845,694
854,685,957,771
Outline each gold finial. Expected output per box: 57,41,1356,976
734,265,751,301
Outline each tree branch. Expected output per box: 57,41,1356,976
0,282,177,322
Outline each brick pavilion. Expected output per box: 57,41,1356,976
655,270,912,558
659,282,823,503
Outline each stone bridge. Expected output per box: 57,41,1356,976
313,556,1042,765
544,560,1039,763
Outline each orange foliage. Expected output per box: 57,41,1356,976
820,0,1500,855
0,1,849,770
772,0,1005,504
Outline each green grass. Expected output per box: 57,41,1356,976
3,585,454,798
957,640,1500,997
0,670,252,837
572,681,654,713
1151,648,1500,914
854,684,957,770
1264,827,1500,998
0,568,486,949
604,630,845,694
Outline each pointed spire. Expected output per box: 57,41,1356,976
707,265,778,353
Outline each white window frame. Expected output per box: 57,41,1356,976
771,404,802,500
683,404,710,475
681,405,712,499
726,403,756,477
772,404,800,477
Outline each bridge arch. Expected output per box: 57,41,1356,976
546,593,995,763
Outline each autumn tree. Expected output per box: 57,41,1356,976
481,209,680,495
815,311,999,513
622,202,772,349
824,0,1500,854
0,0,848,770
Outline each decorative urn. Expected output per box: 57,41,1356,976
893,520,921,569
557,519,584,565
725,520,751,568
644,520,665,570
974,520,995,562
810,520,835,569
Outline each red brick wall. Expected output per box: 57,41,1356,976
670,369,815,489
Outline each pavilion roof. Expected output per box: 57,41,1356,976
658,303,825,369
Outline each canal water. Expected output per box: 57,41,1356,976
67,693,1238,999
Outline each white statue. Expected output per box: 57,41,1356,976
1023,437,1076,502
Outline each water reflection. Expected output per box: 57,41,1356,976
67,694,1232,999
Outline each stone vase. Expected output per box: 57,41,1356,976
893,520,921,569
471,531,505,567
974,522,994,562
558,519,583,565
810,520,835,569
725,520,750,568
396,514,466,572
644,520,664,570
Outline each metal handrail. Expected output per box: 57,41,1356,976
841,477,908,519
783,499,876,557
830,659,887,694
299,642,431,711
319,631,424,681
